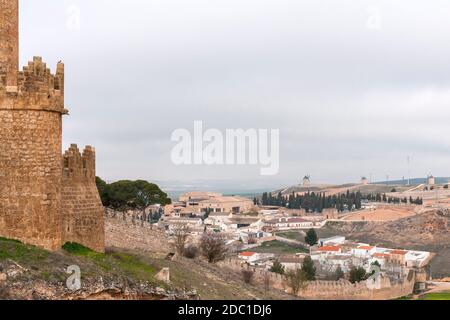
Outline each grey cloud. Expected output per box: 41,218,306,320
20,0,450,188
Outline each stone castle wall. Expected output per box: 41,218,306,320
0,0,103,252
61,145,105,252
0,109,62,250
105,210,171,255
0,0,18,87
218,258,416,300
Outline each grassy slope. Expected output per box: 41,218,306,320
275,231,305,242
0,237,290,300
421,292,450,300
251,240,308,254
0,237,161,287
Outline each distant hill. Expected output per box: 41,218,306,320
269,176,450,197
373,177,450,186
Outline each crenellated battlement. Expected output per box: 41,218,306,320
0,57,66,113
63,144,97,183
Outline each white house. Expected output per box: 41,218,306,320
352,245,377,258
238,252,261,263
265,217,314,230
405,251,431,268
279,255,306,271
319,236,346,246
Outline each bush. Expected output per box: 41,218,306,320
183,245,199,259
270,260,285,275
242,270,254,284
349,266,368,283
285,269,308,295
200,232,227,263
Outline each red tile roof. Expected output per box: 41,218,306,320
317,246,341,252
239,252,256,257
358,245,375,250
390,250,408,256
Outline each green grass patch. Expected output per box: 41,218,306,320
421,292,450,300
276,231,304,242
251,240,308,254
0,236,49,263
63,242,156,280
110,252,156,279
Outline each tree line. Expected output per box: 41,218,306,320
96,177,171,222
258,190,423,213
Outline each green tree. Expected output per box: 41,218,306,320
444,184,449,189
371,260,381,268
285,269,308,295
96,177,110,206
106,180,171,213
304,229,318,246
270,260,285,275
349,266,368,283
301,256,316,280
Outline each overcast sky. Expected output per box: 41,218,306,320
19,0,450,189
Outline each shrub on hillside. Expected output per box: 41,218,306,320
200,232,227,263
183,245,199,259
242,270,254,284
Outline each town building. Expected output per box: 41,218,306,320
319,236,346,247
264,217,314,231
165,192,254,217
279,255,306,271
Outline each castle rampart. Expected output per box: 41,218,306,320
0,0,104,252
61,145,105,253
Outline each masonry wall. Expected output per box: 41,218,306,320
0,0,19,87
61,145,105,252
0,109,62,250
0,0,103,252
218,258,416,300
105,210,171,255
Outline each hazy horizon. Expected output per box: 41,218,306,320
20,0,450,187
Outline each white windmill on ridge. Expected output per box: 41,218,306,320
303,175,311,187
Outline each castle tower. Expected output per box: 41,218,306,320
0,0,19,88
0,1,104,253
0,1,66,250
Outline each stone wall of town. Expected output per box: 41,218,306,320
105,210,171,255
61,145,105,252
218,258,416,300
